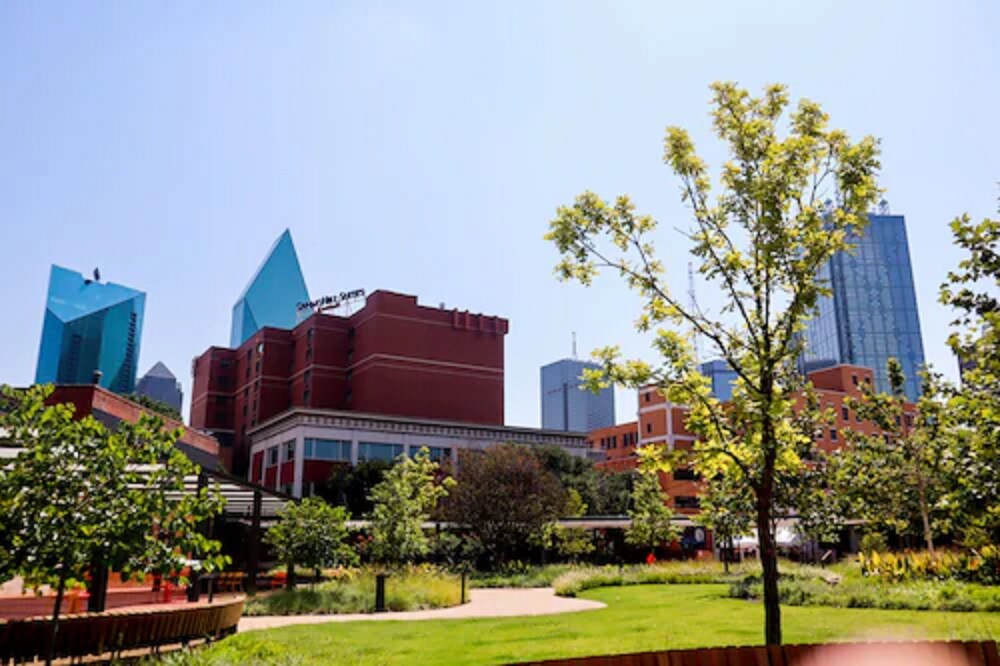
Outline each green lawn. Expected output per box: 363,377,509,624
203,584,1000,665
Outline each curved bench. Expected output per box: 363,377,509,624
0,596,243,664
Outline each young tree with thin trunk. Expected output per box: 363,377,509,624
834,360,953,553
546,82,880,644
625,447,678,558
0,385,226,666
265,497,356,590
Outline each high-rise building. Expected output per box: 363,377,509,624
230,230,310,347
192,290,509,474
540,358,615,432
35,265,145,393
699,359,739,402
136,361,183,413
802,213,926,401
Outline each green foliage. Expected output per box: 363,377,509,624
469,563,576,588
545,82,882,644
243,566,461,615
553,561,749,597
265,498,356,574
833,362,955,551
531,444,632,515
535,488,596,561
858,547,999,585
940,213,1000,547
368,448,454,566
123,393,183,421
859,532,888,554
322,459,392,518
141,637,303,666
445,444,566,567
730,573,1000,613
0,384,227,598
625,446,678,553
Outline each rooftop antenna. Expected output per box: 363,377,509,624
688,262,701,363
878,198,890,215
572,332,578,359
93,267,101,282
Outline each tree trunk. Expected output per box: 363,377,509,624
916,474,935,554
723,535,730,575
757,453,781,646
45,570,69,666
286,561,295,591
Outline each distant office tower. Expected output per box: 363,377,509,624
136,361,183,413
35,265,145,393
230,229,310,347
802,212,926,401
699,359,739,402
541,359,615,432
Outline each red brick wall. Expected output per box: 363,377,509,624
189,290,508,477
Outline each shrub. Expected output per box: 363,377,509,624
244,566,461,615
858,547,1000,585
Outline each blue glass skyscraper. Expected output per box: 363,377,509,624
230,230,310,347
540,358,615,432
35,265,145,393
700,359,739,402
802,213,926,401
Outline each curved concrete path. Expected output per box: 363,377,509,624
239,587,604,631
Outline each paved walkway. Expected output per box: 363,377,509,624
239,587,604,631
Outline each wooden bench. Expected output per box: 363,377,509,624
509,640,1000,666
0,596,243,664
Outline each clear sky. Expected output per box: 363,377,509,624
1,1,997,427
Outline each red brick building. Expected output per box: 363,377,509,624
46,384,221,469
590,364,915,515
190,290,509,474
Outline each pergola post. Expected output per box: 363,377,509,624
246,490,262,595
187,471,208,602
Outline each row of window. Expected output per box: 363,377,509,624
270,439,454,465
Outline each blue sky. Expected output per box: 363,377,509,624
0,1,997,427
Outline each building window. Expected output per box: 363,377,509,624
851,374,859,386
304,438,350,461
358,442,404,462
829,428,838,442
267,447,279,467
257,342,264,355
673,467,700,481
841,405,849,421
645,392,651,403
303,389,310,403
675,496,701,509
284,440,295,461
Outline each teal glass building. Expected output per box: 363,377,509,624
231,230,310,347
35,265,146,393
802,213,925,401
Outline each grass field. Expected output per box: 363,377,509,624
200,584,1000,665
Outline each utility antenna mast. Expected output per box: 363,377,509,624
571,331,578,359
688,262,701,363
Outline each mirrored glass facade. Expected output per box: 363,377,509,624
803,214,925,401
35,265,145,393
230,229,310,347
136,361,183,412
541,358,615,432
699,359,739,402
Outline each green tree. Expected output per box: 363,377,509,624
0,385,226,665
445,444,566,567
368,448,454,566
834,360,954,553
323,459,393,518
532,444,632,515
265,497,356,589
625,446,678,557
546,82,880,643
123,392,183,421
536,488,596,562
940,212,1000,546
696,471,753,573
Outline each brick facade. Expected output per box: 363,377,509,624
190,290,508,475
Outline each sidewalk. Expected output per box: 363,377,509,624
239,587,604,631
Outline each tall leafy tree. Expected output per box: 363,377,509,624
368,448,454,566
265,497,356,588
940,212,1000,546
625,446,678,557
546,82,880,644
833,360,954,553
695,470,753,573
0,385,226,665
445,444,566,567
